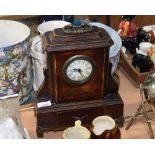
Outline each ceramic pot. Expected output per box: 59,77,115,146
37,20,70,35
0,20,33,104
90,116,121,139
63,120,91,139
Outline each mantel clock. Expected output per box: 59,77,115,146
36,24,124,138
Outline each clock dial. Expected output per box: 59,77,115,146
66,60,93,81
62,55,96,85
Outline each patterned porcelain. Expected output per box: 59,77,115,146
0,20,33,104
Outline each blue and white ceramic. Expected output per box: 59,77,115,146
0,20,33,104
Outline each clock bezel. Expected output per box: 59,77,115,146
62,55,97,85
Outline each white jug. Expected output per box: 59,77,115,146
63,120,91,139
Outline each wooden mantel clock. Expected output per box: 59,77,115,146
36,24,124,138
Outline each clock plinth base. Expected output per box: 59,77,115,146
36,93,124,138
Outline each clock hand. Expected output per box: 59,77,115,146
72,68,85,78
77,69,85,78
72,68,78,72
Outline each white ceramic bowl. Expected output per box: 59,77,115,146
37,20,70,35
139,42,152,54
92,116,115,136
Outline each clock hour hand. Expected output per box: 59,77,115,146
72,68,78,72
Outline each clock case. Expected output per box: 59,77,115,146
36,25,124,138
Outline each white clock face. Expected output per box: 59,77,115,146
66,59,93,81
63,55,96,85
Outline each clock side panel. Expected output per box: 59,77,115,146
53,48,108,103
